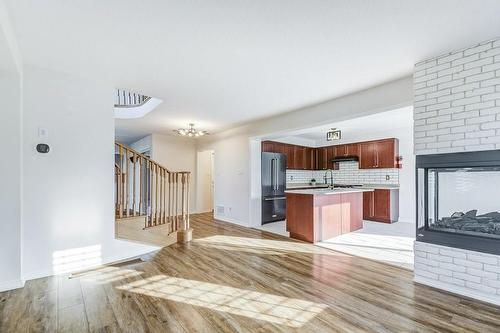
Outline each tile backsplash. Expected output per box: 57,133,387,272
286,161,399,185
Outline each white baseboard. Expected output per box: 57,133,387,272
213,215,248,227
414,275,500,306
396,218,415,224
0,279,25,292
22,247,160,281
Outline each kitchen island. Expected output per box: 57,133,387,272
285,187,374,243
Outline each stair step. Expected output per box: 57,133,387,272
115,216,177,247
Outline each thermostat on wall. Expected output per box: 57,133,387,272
36,143,50,153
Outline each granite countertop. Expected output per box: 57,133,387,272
285,187,375,195
285,183,329,190
359,184,400,190
286,183,399,190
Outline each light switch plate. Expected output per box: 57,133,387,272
38,127,49,139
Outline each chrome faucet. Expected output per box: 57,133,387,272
324,169,334,188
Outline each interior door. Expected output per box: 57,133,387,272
359,143,375,169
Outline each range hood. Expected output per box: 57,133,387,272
331,155,359,163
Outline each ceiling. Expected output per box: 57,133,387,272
273,106,413,147
5,1,500,142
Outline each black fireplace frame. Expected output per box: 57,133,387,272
416,149,500,255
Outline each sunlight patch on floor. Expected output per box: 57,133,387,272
52,244,102,274
194,235,349,256
117,275,327,327
70,266,144,284
317,222,415,269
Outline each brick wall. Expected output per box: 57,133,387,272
414,242,500,305
414,38,500,155
413,38,500,306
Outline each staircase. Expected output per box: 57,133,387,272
114,141,192,246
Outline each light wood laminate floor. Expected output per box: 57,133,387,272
1,213,500,332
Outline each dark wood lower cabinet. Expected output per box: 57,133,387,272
363,189,399,223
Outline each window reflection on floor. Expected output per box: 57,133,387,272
117,275,327,327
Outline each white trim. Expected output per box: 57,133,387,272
414,276,500,307
0,279,25,292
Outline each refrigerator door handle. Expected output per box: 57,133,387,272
264,197,286,200
270,158,275,191
275,158,279,190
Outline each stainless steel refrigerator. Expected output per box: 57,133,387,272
261,152,286,224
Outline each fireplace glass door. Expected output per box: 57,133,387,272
427,166,500,239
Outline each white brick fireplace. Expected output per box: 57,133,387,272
413,38,500,306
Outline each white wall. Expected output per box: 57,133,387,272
196,150,214,213
0,72,22,290
0,1,23,291
151,133,197,213
198,77,413,227
22,66,157,279
130,135,152,154
197,135,252,226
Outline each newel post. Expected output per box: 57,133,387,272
177,172,192,243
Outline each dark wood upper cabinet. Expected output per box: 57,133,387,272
346,143,360,157
359,139,398,169
334,143,360,158
285,144,295,169
294,146,305,169
262,141,275,152
304,147,313,170
292,146,314,170
359,142,376,169
316,147,328,170
374,139,398,168
263,139,397,170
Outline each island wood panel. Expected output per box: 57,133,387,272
314,194,342,241
285,193,314,242
341,192,363,232
286,192,364,243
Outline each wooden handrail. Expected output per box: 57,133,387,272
114,141,190,233
114,142,190,175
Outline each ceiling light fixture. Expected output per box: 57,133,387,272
174,123,209,137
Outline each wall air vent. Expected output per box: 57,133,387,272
216,206,225,215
